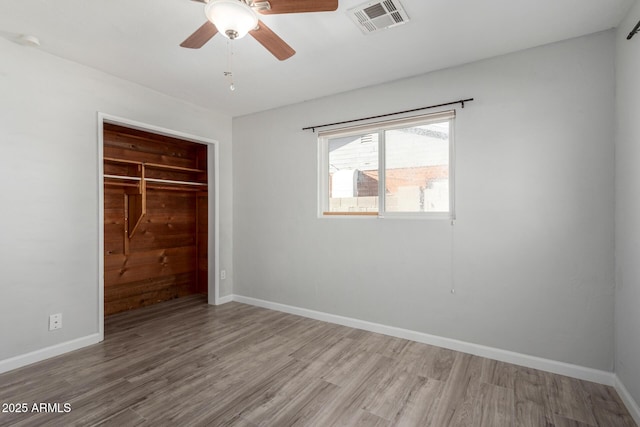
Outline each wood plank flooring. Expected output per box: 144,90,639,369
0,295,635,426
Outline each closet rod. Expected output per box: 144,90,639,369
104,174,140,181
145,178,207,187
104,175,206,186
302,98,474,132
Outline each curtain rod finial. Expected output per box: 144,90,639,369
627,20,640,40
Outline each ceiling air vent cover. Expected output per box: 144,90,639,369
348,0,410,34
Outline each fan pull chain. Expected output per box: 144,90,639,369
224,39,235,91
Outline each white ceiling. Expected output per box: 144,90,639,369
0,0,634,117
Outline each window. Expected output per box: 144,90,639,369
318,110,454,218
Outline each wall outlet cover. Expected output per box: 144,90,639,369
49,313,62,331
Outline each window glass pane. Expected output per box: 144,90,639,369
385,122,450,212
327,132,379,213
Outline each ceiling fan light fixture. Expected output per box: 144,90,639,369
205,0,258,40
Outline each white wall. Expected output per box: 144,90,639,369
233,31,616,370
0,38,233,362
615,0,640,408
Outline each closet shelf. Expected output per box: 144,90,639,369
146,162,206,174
104,157,206,173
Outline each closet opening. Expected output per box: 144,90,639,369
101,120,214,319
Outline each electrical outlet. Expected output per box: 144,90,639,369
49,313,62,331
221,270,226,280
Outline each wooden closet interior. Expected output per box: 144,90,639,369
103,123,208,316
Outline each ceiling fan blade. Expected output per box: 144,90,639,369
180,21,218,49
249,20,295,61
258,0,338,15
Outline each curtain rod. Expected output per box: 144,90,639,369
302,98,474,132
627,20,640,40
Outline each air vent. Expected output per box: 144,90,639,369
348,0,410,34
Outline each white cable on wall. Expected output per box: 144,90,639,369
450,218,456,294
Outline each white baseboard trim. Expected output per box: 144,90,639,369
0,334,101,375
216,294,234,305
614,374,640,425
232,294,614,386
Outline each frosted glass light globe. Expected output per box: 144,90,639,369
205,0,258,40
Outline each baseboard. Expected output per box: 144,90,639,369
614,375,640,425
232,294,614,386
216,294,234,305
0,334,101,375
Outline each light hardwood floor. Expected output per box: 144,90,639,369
0,295,635,426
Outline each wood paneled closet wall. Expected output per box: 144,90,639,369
103,123,208,315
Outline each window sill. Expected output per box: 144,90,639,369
320,212,454,220
322,211,378,216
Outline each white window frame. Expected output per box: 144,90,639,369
318,110,456,219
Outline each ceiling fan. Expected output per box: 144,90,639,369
181,0,339,60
